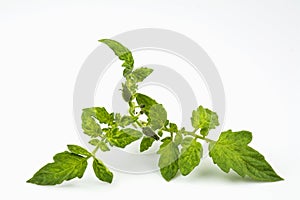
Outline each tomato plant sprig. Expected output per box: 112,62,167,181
27,39,283,185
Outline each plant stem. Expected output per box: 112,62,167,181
128,100,144,128
135,120,143,127
197,135,215,143
161,126,216,143
186,131,215,143
92,145,100,156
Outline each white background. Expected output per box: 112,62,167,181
0,0,299,199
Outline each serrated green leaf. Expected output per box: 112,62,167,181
67,145,92,157
157,139,179,181
106,128,142,148
178,139,202,176
99,39,134,77
27,152,88,185
83,107,114,125
93,158,113,183
191,106,219,136
209,130,283,182
81,112,102,137
136,93,158,115
131,67,153,82
140,137,155,152
149,104,167,130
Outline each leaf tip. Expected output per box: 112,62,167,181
26,177,40,185
108,178,113,184
273,175,284,182
162,176,172,182
26,178,32,184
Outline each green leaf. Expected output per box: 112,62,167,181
142,127,159,140
93,158,113,183
121,76,139,102
106,128,142,148
27,152,88,185
181,137,193,145
149,104,167,130
115,113,121,121
209,130,283,182
174,132,183,145
89,138,100,146
89,139,110,152
169,123,178,133
136,93,158,115
140,136,155,152
164,120,169,126
191,106,219,136
118,115,135,127
200,128,209,137
99,39,134,77
83,107,114,125
122,78,138,102
161,137,171,143
178,139,203,176
131,67,153,82
157,139,179,181
158,130,163,137
121,83,131,102
98,141,110,152
81,112,102,137
67,145,92,157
